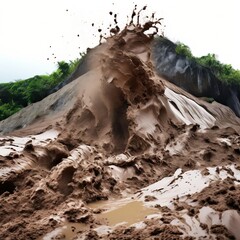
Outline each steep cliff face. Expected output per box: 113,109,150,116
152,37,240,117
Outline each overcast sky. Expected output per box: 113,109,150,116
0,0,239,83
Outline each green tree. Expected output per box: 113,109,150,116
0,102,22,121
175,42,193,59
57,61,70,78
196,54,240,85
0,57,83,120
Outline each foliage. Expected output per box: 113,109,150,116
196,54,240,85
175,42,240,85
0,102,22,121
0,58,82,121
175,42,193,60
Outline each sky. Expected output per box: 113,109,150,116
0,0,239,83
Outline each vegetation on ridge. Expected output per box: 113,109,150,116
0,58,82,121
175,42,240,85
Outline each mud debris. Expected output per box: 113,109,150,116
1,7,240,240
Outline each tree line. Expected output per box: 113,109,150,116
175,42,240,85
0,59,81,121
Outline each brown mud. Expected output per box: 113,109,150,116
1,7,240,240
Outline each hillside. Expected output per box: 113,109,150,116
0,59,82,121
0,13,240,240
1,36,240,121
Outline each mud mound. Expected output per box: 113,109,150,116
1,7,240,240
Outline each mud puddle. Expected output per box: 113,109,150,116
91,200,158,226
41,200,158,239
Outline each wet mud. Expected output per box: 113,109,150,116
1,6,240,240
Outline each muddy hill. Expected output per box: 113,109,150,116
50,37,240,119
1,14,240,240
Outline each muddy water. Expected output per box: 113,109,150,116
88,197,132,210
41,222,88,240
59,222,88,239
92,200,158,226
41,200,157,239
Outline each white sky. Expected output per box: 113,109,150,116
0,0,239,83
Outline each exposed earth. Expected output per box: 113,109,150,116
0,8,240,240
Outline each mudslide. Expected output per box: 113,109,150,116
1,9,240,240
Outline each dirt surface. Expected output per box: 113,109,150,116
0,7,240,240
